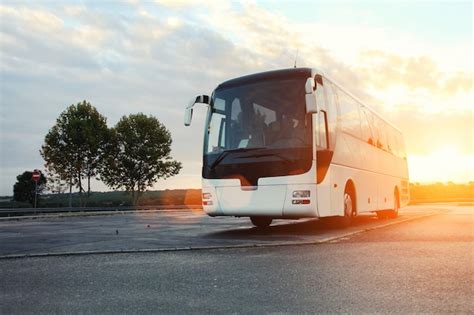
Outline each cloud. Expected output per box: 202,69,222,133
0,6,63,33
391,108,473,156
0,2,472,194
358,50,473,96
63,4,85,16
154,0,201,9
0,3,288,194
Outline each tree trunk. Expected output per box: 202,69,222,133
131,190,136,207
87,174,91,197
78,176,83,207
135,190,143,206
68,175,72,208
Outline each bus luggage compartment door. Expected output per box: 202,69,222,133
216,185,286,216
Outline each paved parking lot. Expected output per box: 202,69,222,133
0,204,472,313
0,205,444,257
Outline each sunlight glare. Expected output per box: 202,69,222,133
408,146,474,183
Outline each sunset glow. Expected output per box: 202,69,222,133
408,147,474,184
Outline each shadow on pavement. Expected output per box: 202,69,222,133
206,213,383,239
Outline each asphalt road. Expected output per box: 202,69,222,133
0,205,445,257
0,204,472,313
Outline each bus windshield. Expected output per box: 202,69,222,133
205,78,311,156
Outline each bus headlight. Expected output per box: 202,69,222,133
292,190,310,198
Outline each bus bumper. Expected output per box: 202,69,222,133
202,181,318,218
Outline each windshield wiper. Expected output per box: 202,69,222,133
209,147,266,169
242,152,292,162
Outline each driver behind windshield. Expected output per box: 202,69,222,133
266,114,303,148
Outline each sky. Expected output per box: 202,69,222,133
0,0,472,195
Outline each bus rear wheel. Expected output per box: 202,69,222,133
250,217,272,228
387,192,400,219
376,192,399,219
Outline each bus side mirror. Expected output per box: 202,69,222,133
184,95,210,126
305,77,317,113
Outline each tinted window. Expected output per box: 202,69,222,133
207,108,226,153
339,92,361,138
205,79,311,154
375,116,387,150
253,103,276,125
386,128,396,154
360,106,374,145
324,81,338,150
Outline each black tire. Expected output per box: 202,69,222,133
376,210,388,219
333,189,355,228
250,217,272,228
386,192,400,219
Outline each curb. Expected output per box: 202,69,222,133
0,211,441,260
0,208,204,221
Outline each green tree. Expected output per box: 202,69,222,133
13,171,47,206
40,100,109,206
100,113,182,205
45,166,68,194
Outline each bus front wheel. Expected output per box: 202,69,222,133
250,217,272,228
333,189,355,228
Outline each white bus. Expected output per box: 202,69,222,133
184,68,409,227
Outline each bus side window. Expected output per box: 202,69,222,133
317,110,328,149
324,80,337,150
315,76,325,112
385,125,391,152
339,92,361,138
315,76,327,148
360,106,373,145
368,112,378,148
376,117,387,150
386,128,395,154
208,110,226,152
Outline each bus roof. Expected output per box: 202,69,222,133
216,68,312,90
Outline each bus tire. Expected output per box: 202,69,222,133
387,191,400,219
250,217,272,228
376,211,388,219
334,187,356,228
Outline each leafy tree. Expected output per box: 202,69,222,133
45,166,68,194
13,171,47,206
100,113,182,205
40,101,109,206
